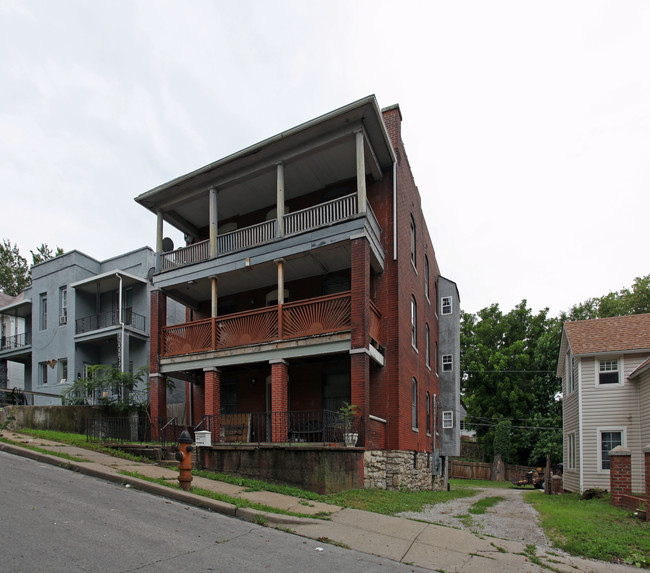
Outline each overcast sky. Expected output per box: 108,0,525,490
1,0,648,316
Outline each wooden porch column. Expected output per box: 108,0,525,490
210,276,218,318
355,130,367,214
275,258,285,337
155,212,164,272
276,162,285,238
350,236,370,445
270,359,289,442
209,186,218,257
204,367,221,443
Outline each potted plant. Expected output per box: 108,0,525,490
338,402,360,447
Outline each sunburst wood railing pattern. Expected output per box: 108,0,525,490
161,292,356,357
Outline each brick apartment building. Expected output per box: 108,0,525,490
135,96,460,490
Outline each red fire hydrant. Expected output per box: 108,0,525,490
175,429,194,491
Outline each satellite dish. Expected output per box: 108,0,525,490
162,237,174,253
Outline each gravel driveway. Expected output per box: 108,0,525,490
399,486,556,549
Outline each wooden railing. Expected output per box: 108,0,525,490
284,193,357,236
159,194,362,272
369,300,382,343
162,292,353,357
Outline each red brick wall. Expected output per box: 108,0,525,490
609,448,632,508
271,360,289,442
367,417,387,450
204,368,221,439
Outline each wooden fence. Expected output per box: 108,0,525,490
450,459,540,482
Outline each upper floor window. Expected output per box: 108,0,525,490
599,359,620,385
425,324,430,368
39,293,47,330
411,378,418,429
442,410,454,429
435,341,439,375
410,215,416,268
59,287,67,325
411,296,417,349
424,255,430,301
442,354,453,372
441,296,452,315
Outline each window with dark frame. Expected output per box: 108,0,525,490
442,354,453,372
442,411,453,429
39,293,47,330
410,215,416,268
599,359,619,384
424,255,429,300
426,391,431,434
425,324,430,368
411,296,417,349
600,430,622,470
441,296,452,315
412,378,418,429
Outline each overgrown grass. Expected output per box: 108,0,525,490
15,428,152,463
526,491,650,568
0,437,89,462
449,478,515,489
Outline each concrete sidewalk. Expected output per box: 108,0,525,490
0,431,636,573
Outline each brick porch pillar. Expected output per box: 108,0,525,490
149,289,167,423
609,446,632,508
643,444,650,521
270,359,289,443
204,367,221,442
350,236,370,444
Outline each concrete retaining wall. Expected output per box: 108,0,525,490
0,405,104,434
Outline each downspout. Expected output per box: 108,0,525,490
116,273,124,373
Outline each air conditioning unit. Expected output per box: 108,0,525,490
59,378,67,384
59,316,67,325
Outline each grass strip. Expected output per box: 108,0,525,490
119,470,332,520
468,496,505,515
449,478,515,490
0,437,90,462
526,491,650,568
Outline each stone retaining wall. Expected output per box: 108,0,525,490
364,450,444,491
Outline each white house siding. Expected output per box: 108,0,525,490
580,354,646,493
562,358,581,493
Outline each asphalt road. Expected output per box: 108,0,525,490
0,451,429,573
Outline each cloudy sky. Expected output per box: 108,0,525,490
1,0,648,316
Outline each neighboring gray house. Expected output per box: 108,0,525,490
0,247,185,406
557,313,650,493
438,276,461,459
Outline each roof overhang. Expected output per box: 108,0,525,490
0,298,32,317
71,270,147,294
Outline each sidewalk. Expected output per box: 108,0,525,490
0,431,636,573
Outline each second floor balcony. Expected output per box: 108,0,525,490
0,331,31,351
76,309,147,335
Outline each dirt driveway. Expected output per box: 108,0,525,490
399,486,554,549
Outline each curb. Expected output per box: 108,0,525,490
0,441,316,527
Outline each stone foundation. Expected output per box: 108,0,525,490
364,450,445,491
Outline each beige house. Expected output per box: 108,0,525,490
557,313,650,493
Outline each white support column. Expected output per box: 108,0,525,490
209,186,218,258
276,162,285,238
275,258,285,304
355,130,367,214
211,276,218,318
156,212,164,253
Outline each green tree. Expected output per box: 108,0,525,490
461,301,562,466
0,239,63,296
0,239,30,296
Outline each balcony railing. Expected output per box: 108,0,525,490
162,292,352,357
85,410,364,447
0,332,31,351
76,309,147,334
160,193,362,272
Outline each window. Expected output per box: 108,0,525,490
410,215,416,268
600,429,623,470
424,255,430,301
425,392,431,435
39,293,47,330
39,362,48,385
441,296,452,315
442,411,453,429
599,359,620,385
59,286,67,325
567,433,576,470
58,358,68,383
411,378,418,429
442,354,453,372
566,351,576,393
411,296,417,349
425,324,430,368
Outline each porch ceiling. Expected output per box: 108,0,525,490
162,242,351,307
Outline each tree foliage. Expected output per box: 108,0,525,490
461,301,562,466
0,239,63,296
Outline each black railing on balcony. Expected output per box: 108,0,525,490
0,331,31,351
76,309,146,334
85,410,364,447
